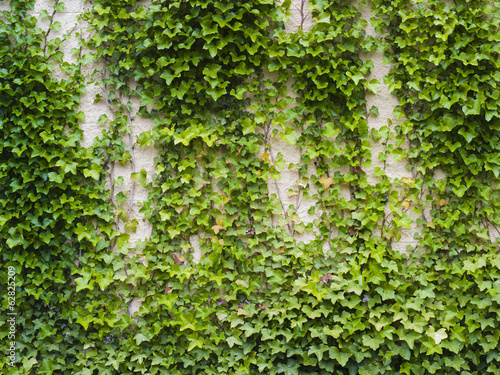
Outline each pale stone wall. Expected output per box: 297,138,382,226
9,0,423,255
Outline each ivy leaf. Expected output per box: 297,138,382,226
211,218,226,234
22,357,38,371
323,122,339,138
329,347,352,366
226,335,242,348
281,127,297,145
347,71,364,85
83,163,101,180
115,191,128,206
0,215,10,229
369,106,379,116
426,327,448,345
140,90,155,106
125,219,139,233
319,176,334,189
135,333,150,345
241,118,256,134
362,334,385,349
76,314,94,330
131,169,148,188
366,79,380,93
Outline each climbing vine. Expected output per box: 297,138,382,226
2,0,500,374
370,0,500,373
0,1,127,373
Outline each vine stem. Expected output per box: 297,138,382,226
43,0,60,55
126,93,136,219
269,142,293,236
292,0,311,31
264,123,293,235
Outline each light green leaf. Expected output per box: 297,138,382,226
426,327,448,345
366,79,380,93
131,169,148,188
281,127,297,145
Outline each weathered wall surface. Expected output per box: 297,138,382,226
9,0,424,253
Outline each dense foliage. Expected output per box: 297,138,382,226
1,0,499,374
0,0,128,373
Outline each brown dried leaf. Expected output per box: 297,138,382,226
320,273,332,284
173,254,184,264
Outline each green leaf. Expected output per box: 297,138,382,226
281,127,297,145
140,90,155,106
241,118,256,135
227,335,242,348
366,79,380,93
426,327,448,345
135,333,150,345
76,314,94,330
347,71,364,85
116,191,128,206
329,347,352,366
125,219,139,232
323,122,339,138
0,215,10,229
131,169,148,188
22,357,38,371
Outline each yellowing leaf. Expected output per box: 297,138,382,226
235,280,248,288
402,177,415,184
237,309,248,316
175,206,186,213
439,199,447,206
319,176,334,189
212,225,225,234
125,219,139,233
261,152,270,162
196,181,209,190
402,200,410,209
